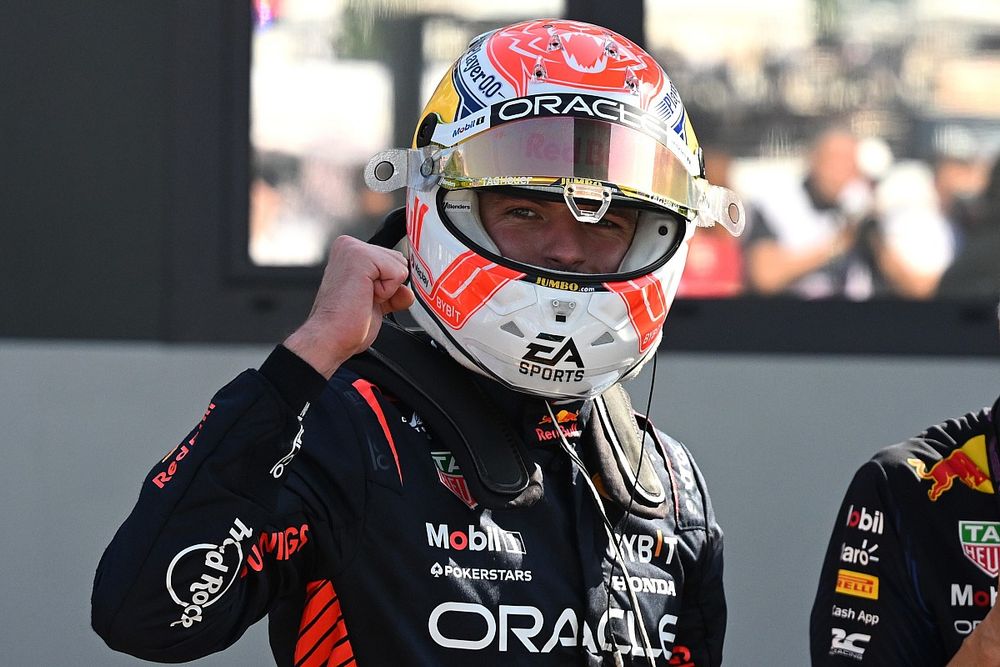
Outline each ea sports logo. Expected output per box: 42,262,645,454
845,505,884,535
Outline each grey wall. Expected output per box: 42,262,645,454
2,340,997,665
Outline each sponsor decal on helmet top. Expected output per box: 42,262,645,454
426,522,526,554
830,628,870,661
845,504,883,535
493,93,687,164
835,569,879,601
153,402,216,489
959,520,1000,577
906,435,994,501
431,450,478,509
485,20,666,104
166,518,253,629
428,601,677,657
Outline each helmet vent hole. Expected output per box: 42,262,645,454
591,332,615,346
415,114,438,148
533,56,547,80
500,321,525,338
658,225,669,236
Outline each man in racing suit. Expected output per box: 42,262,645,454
811,331,1000,662
92,19,746,666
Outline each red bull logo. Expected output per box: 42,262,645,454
538,409,579,425
535,409,581,441
906,435,994,501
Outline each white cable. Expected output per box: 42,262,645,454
545,402,657,667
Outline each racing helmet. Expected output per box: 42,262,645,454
365,18,744,399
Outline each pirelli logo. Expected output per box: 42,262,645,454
835,569,879,600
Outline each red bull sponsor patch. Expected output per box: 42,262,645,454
906,435,994,501
959,520,1000,577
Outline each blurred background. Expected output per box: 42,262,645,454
1,0,999,664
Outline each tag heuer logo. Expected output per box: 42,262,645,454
960,521,1000,577
431,450,478,510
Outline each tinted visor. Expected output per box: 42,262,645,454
439,117,698,213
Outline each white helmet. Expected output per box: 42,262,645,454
366,18,744,399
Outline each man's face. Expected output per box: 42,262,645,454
810,132,860,204
478,190,638,274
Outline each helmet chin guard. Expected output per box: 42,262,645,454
363,18,741,398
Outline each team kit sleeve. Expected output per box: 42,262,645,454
673,515,726,666
670,443,728,667
91,346,341,663
810,459,940,665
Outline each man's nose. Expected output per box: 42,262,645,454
538,215,588,271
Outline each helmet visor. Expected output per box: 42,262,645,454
438,117,699,214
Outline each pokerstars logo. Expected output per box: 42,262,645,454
845,505,884,535
426,522,526,555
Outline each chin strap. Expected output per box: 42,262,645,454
366,207,407,248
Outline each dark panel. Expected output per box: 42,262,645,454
162,1,317,344
0,2,170,339
663,298,1000,357
566,0,645,48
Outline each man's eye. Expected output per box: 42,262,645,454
508,207,537,218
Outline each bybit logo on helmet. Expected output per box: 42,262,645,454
518,333,585,383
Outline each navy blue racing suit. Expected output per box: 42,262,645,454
92,343,726,665
811,396,1000,664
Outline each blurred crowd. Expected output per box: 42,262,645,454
678,129,1000,301
250,132,1000,303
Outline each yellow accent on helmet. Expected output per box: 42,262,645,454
412,73,460,148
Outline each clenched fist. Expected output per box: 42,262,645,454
283,235,414,379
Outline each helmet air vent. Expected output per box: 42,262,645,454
500,321,525,338
533,56,548,80
591,332,615,346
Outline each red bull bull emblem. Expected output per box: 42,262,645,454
906,435,994,501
